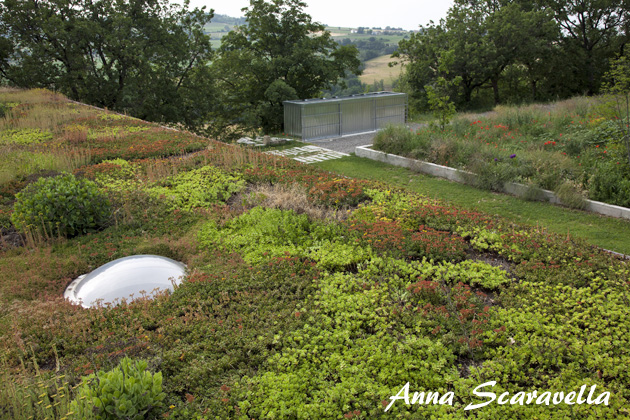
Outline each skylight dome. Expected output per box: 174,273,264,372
64,255,186,308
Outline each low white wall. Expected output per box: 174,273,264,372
355,145,630,221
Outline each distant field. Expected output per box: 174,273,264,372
326,26,408,42
359,54,401,89
331,32,408,45
204,22,235,48
204,23,408,50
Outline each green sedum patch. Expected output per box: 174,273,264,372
11,172,111,238
238,264,459,418
198,206,374,270
148,165,244,211
0,128,53,144
70,357,166,420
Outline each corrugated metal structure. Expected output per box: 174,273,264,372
283,91,407,140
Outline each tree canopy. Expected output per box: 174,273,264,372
0,0,214,129
395,0,630,112
211,0,361,134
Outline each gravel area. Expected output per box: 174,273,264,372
306,132,376,154
305,123,426,155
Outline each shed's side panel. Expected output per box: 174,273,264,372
375,95,406,128
283,102,302,137
302,102,340,140
341,96,374,135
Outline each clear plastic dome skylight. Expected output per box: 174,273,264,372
64,255,186,308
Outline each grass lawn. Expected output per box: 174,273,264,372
315,154,630,254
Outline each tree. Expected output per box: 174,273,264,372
425,50,461,130
0,0,214,129
535,0,630,95
602,54,630,166
395,1,560,110
395,6,499,108
212,0,360,134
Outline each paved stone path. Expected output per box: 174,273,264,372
264,124,426,164
264,145,349,164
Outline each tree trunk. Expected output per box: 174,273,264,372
492,76,500,105
531,79,537,101
463,83,473,104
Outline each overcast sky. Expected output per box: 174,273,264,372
185,0,454,30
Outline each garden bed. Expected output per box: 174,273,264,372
1,89,629,419
372,97,630,210
356,145,630,220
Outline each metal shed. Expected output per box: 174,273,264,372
283,91,407,140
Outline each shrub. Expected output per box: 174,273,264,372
69,357,166,420
588,161,630,207
11,173,111,238
554,180,587,209
523,184,545,201
373,124,424,157
467,155,520,191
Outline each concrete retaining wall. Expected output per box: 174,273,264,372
355,145,630,221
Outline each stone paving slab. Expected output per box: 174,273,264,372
264,145,349,164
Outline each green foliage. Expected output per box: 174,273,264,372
147,165,245,211
211,0,360,134
601,54,630,166
89,159,141,190
307,239,374,272
467,155,523,192
397,0,625,110
425,50,461,130
198,206,312,264
238,267,458,418
0,0,215,130
1,149,90,185
373,124,428,157
0,128,53,144
69,357,165,420
198,206,372,270
589,161,630,207
11,173,111,237
554,180,587,209
410,259,511,290
0,356,92,420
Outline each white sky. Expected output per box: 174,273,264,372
184,0,453,31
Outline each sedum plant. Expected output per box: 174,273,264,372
148,165,245,211
11,173,110,238
69,357,166,420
